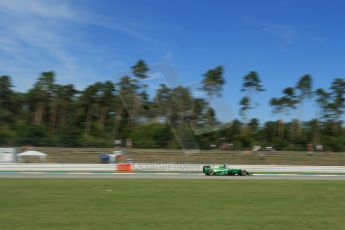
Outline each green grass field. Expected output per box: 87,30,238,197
1,179,344,230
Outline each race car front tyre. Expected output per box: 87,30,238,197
241,170,248,176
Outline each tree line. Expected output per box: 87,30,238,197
1,60,345,151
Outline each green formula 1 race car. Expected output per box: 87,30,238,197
203,165,251,176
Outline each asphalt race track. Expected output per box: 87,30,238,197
1,163,345,180
1,172,345,180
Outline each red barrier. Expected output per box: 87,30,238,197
116,163,132,172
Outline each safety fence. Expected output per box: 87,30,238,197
1,147,345,165
1,163,345,173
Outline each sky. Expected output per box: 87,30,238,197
0,0,345,122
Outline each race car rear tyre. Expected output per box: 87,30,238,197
209,169,215,176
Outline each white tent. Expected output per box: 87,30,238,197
17,150,48,162
0,148,16,163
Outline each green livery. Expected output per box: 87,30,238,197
203,165,250,176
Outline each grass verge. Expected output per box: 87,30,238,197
0,179,344,230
